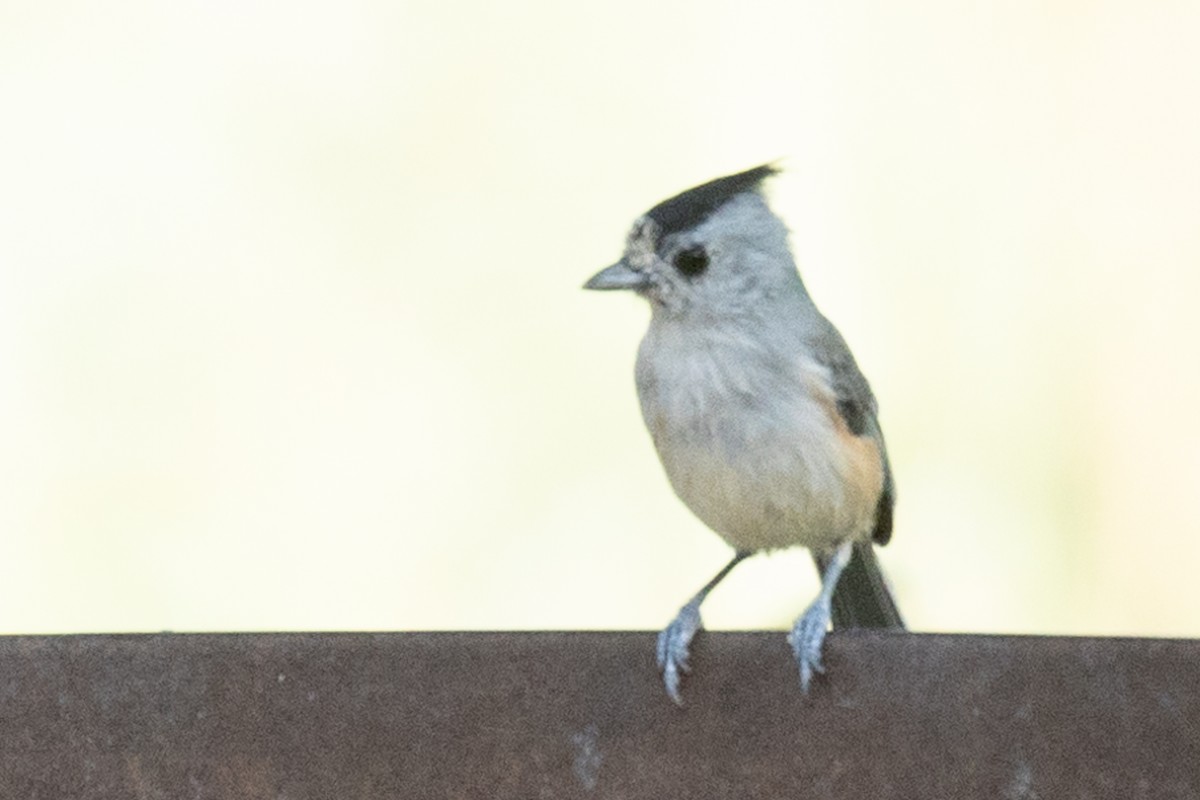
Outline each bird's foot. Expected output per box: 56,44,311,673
656,601,703,705
788,599,832,693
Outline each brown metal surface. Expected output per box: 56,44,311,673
0,632,1196,798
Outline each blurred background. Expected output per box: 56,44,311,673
2,1,1198,637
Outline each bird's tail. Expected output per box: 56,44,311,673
815,542,904,629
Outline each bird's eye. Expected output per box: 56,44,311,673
673,245,709,277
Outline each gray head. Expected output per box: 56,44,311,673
585,165,806,319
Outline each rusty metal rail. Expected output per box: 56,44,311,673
0,632,1196,798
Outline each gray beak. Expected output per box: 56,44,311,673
583,260,652,292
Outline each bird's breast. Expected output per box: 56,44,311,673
635,328,882,552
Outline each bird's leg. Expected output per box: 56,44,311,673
789,541,853,693
657,550,753,705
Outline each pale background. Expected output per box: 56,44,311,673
2,2,1198,636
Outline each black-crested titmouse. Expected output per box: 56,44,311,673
585,165,903,704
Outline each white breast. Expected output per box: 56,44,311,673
635,320,881,553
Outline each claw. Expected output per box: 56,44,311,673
657,602,702,705
789,600,831,694
789,541,852,693
653,551,753,705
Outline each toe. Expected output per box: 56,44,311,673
657,605,702,703
655,629,669,669
663,664,685,705
790,609,831,694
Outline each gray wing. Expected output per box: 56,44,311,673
810,323,895,545
809,320,904,629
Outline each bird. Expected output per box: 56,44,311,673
584,164,903,704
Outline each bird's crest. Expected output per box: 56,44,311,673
645,164,780,237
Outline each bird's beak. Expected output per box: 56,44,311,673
583,260,652,292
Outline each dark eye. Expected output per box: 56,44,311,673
673,245,709,277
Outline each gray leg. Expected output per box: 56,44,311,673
789,541,853,693
657,550,753,705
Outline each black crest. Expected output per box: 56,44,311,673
645,164,779,236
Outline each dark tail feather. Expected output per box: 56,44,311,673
815,542,904,630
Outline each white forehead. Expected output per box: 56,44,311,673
624,216,660,270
